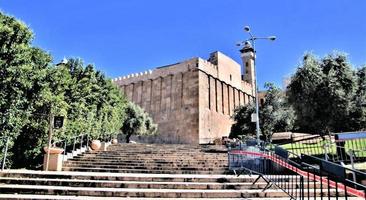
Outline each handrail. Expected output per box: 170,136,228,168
228,139,366,199
0,136,9,171
276,133,366,164
43,133,95,171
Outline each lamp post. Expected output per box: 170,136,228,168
237,26,276,145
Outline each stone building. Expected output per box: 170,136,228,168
113,49,255,144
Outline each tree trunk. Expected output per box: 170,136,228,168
125,134,130,143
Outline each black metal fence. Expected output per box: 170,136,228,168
228,142,366,199
281,132,366,164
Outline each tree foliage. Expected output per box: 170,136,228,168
0,12,52,167
350,66,366,130
0,12,149,168
287,52,361,135
230,83,294,142
121,102,157,143
260,83,294,142
229,103,256,139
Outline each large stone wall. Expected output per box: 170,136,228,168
115,59,200,144
113,51,254,144
197,53,254,144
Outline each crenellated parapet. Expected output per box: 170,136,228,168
112,69,153,85
112,57,199,86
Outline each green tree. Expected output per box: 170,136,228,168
350,66,366,130
229,103,256,139
121,102,157,143
260,83,294,142
12,64,71,168
230,83,294,142
61,58,126,142
287,52,357,135
0,12,128,168
0,12,52,167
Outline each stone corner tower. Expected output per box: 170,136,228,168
240,42,256,95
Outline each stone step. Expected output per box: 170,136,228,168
75,154,227,159
80,156,227,160
62,166,230,174
64,160,228,167
85,150,225,154
0,194,361,200
70,157,227,163
63,164,228,169
107,144,202,148
0,184,343,198
100,152,212,155
104,149,205,152
0,170,269,183
0,177,273,190
69,157,228,163
63,163,228,170
0,177,324,190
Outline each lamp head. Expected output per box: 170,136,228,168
244,26,250,32
244,41,252,48
268,36,276,41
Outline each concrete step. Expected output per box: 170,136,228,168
0,177,324,190
73,155,227,160
63,163,228,170
0,170,271,183
0,184,343,198
0,177,274,190
69,158,227,164
64,160,228,167
0,194,361,200
88,151,226,155
62,166,230,174
78,156,227,161
0,184,283,198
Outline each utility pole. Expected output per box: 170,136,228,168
45,111,54,171
237,26,276,145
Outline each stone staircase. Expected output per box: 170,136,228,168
63,144,229,174
0,143,354,199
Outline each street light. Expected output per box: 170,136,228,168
237,25,276,145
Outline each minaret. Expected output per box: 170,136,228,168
240,41,256,95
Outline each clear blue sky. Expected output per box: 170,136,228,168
1,0,366,89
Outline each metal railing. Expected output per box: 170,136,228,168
52,134,89,162
280,133,366,165
0,136,9,171
228,140,366,199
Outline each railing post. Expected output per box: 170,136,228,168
72,136,76,152
2,137,9,171
63,141,67,162
86,134,89,151
347,150,357,184
80,134,83,149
